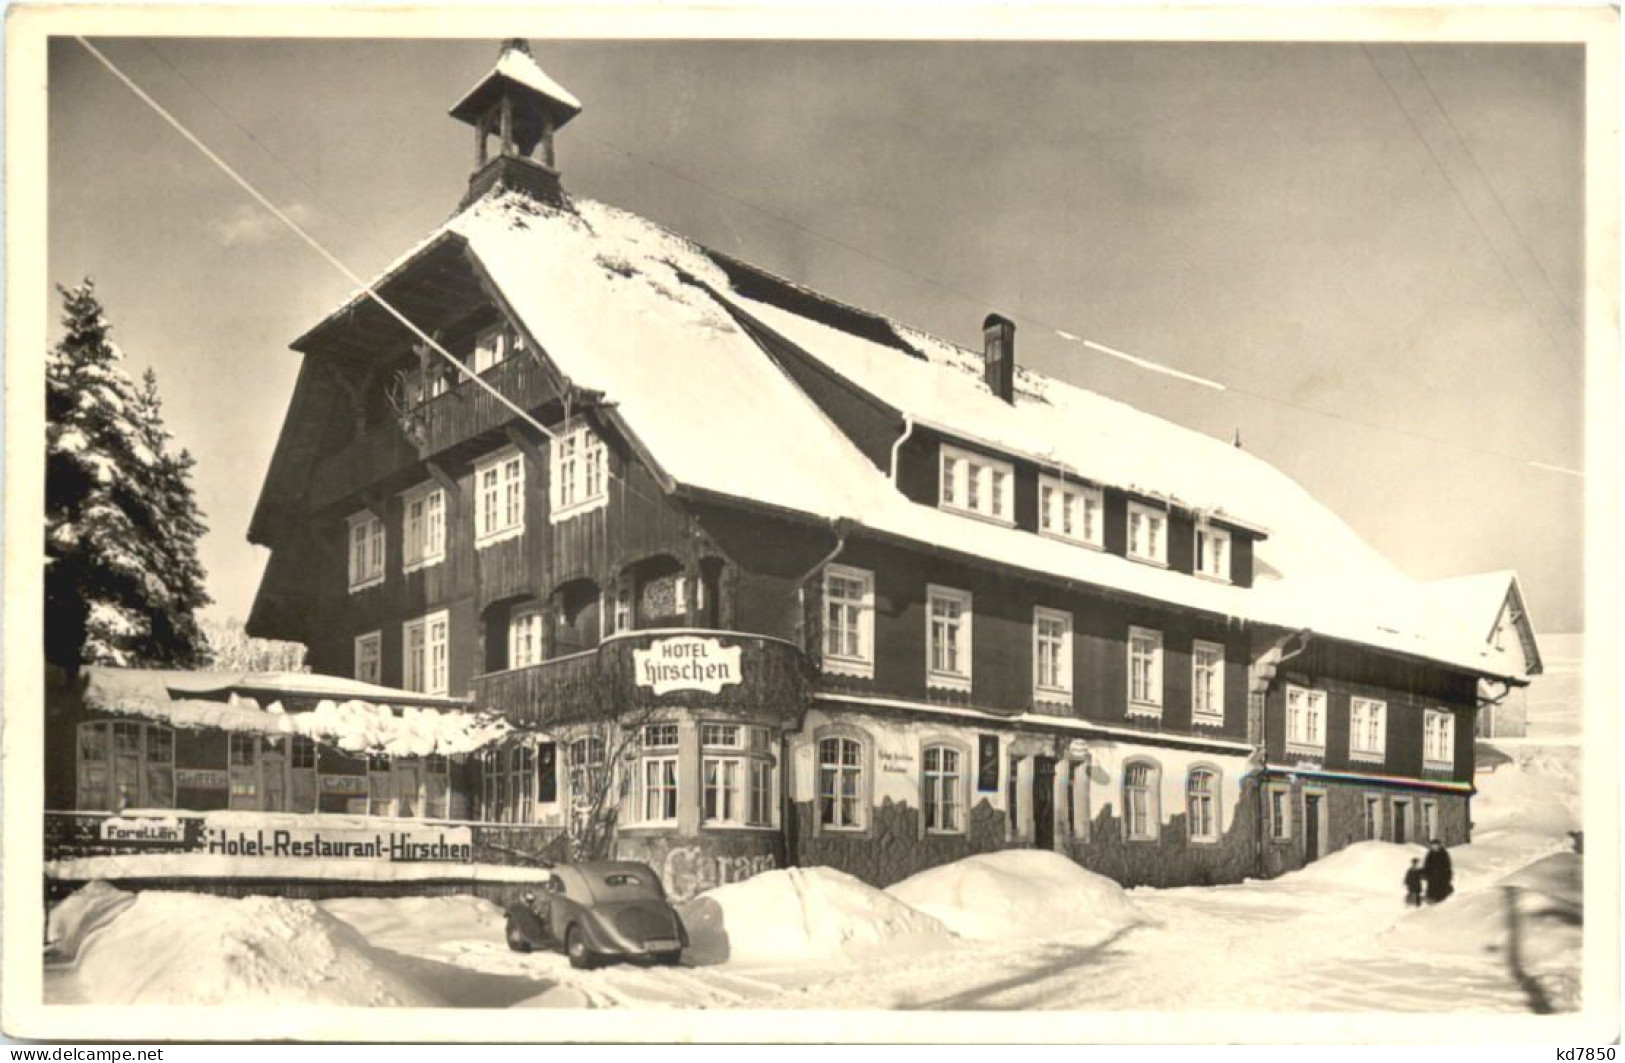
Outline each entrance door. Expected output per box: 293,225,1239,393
394,761,421,818
261,742,288,811
1032,756,1057,851
1303,793,1323,862
1393,800,1410,844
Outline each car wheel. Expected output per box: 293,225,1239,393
505,918,532,954
565,924,596,970
652,949,683,967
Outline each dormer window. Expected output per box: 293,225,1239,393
1195,524,1231,582
1039,475,1103,548
1126,501,1168,566
939,444,1014,525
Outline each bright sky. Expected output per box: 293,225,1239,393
47,37,1585,633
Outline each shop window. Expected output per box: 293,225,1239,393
1192,641,1225,725
817,733,866,831
1286,686,1327,753
229,734,260,810
1186,767,1220,843
1127,627,1163,714
367,755,392,817
76,721,172,812
568,735,608,821
509,744,535,824
926,585,973,692
637,724,679,825
823,564,875,678
424,754,449,820
1122,759,1160,841
703,724,775,828
921,743,966,834
475,446,525,547
348,510,386,592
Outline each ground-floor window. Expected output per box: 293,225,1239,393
818,734,864,830
569,735,608,827
638,723,679,825
77,720,174,812
703,724,774,827
1123,760,1160,841
1420,799,1438,842
922,744,965,834
1267,783,1292,841
424,754,450,819
230,733,261,810
1186,767,1219,842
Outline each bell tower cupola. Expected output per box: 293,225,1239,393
450,39,582,208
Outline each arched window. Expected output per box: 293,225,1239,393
1123,759,1160,841
1186,767,1220,842
818,734,865,830
922,744,965,834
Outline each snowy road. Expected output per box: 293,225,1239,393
308,824,1573,1013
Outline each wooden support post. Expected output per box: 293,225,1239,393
500,97,514,157
503,423,545,467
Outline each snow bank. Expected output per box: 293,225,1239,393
1473,741,1582,837
46,852,555,884
679,866,951,967
1273,841,1423,894
48,884,439,1006
886,850,1140,942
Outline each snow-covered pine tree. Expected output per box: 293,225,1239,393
45,280,214,671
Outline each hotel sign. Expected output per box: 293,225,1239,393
203,824,475,863
633,636,742,696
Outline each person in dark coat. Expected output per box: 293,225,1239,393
1403,859,1425,907
1422,839,1454,903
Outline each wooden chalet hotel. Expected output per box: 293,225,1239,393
48,41,1538,897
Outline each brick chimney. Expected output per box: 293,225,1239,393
982,314,1016,402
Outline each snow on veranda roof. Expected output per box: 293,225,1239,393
82,668,510,758
303,191,1516,681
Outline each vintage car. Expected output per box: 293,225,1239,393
504,860,688,969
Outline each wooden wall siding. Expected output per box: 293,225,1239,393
1261,637,1478,783
1231,534,1255,588
1102,490,1129,555
308,355,559,513
1257,781,1469,879
472,632,808,728
304,411,707,695
895,430,939,507
1168,514,1195,575
822,537,1250,742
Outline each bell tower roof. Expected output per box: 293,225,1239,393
449,39,582,133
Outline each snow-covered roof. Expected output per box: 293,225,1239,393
292,190,1521,681
162,670,471,710
1421,570,1542,679
83,668,510,757
449,45,582,126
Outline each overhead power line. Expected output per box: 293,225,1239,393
76,36,557,443
82,37,1583,483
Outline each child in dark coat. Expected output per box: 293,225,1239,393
1403,858,1425,907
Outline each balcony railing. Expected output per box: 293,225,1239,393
472,629,810,728
309,356,556,511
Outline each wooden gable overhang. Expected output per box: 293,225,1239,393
1500,577,1544,678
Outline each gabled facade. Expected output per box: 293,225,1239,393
216,41,1531,895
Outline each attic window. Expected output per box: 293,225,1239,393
1195,525,1231,582
550,422,609,523
939,443,1014,526
1039,475,1102,548
1126,502,1168,566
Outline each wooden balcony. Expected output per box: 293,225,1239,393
309,356,556,511
472,629,810,728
